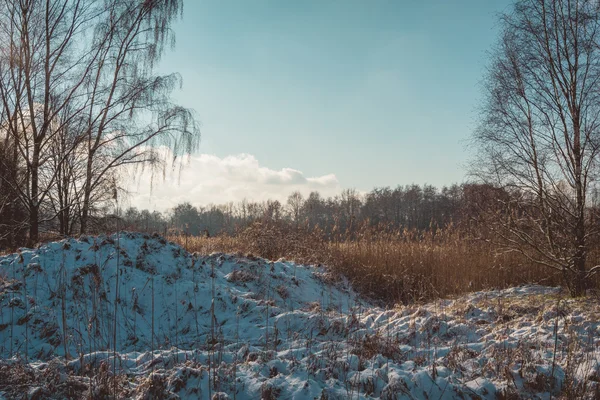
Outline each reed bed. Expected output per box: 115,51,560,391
166,223,595,305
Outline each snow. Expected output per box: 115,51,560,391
0,232,599,399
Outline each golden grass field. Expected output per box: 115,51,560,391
166,224,595,304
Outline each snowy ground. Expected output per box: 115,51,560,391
0,232,599,399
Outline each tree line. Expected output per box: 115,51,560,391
117,184,493,238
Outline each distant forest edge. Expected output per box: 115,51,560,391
123,185,466,238
5,182,600,246
0,183,505,245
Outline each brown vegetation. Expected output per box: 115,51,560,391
167,222,600,305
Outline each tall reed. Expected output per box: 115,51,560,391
168,222,587,304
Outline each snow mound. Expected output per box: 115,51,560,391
0,232,365,361
0,233,599,399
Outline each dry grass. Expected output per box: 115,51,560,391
324,232,557,303
168,222,330,265
166,223,598,305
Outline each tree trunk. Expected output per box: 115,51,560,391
571,217,587,297
28,200,38,247
28,145,40,246
80,155,94,234
572,115,586,298
573,271,587,297
80,191,90,234
8,141,18,248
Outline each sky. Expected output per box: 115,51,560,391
130,0,514,211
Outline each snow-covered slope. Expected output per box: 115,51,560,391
0,233,599,399
0,233,365,360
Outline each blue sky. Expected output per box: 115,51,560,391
143,0,514,208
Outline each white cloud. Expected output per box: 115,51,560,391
124,152,340,211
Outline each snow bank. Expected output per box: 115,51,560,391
0,233,598,399
0,233,365,360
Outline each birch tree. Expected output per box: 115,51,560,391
0,0,199,243
473,0,600,296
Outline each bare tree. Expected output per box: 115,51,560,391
78,0,199,234
45,106,93,236
0,129,27,247
473,0,600,296
0,0,106,244
286,191,304,229
0,0,199,244
339,188,361,233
